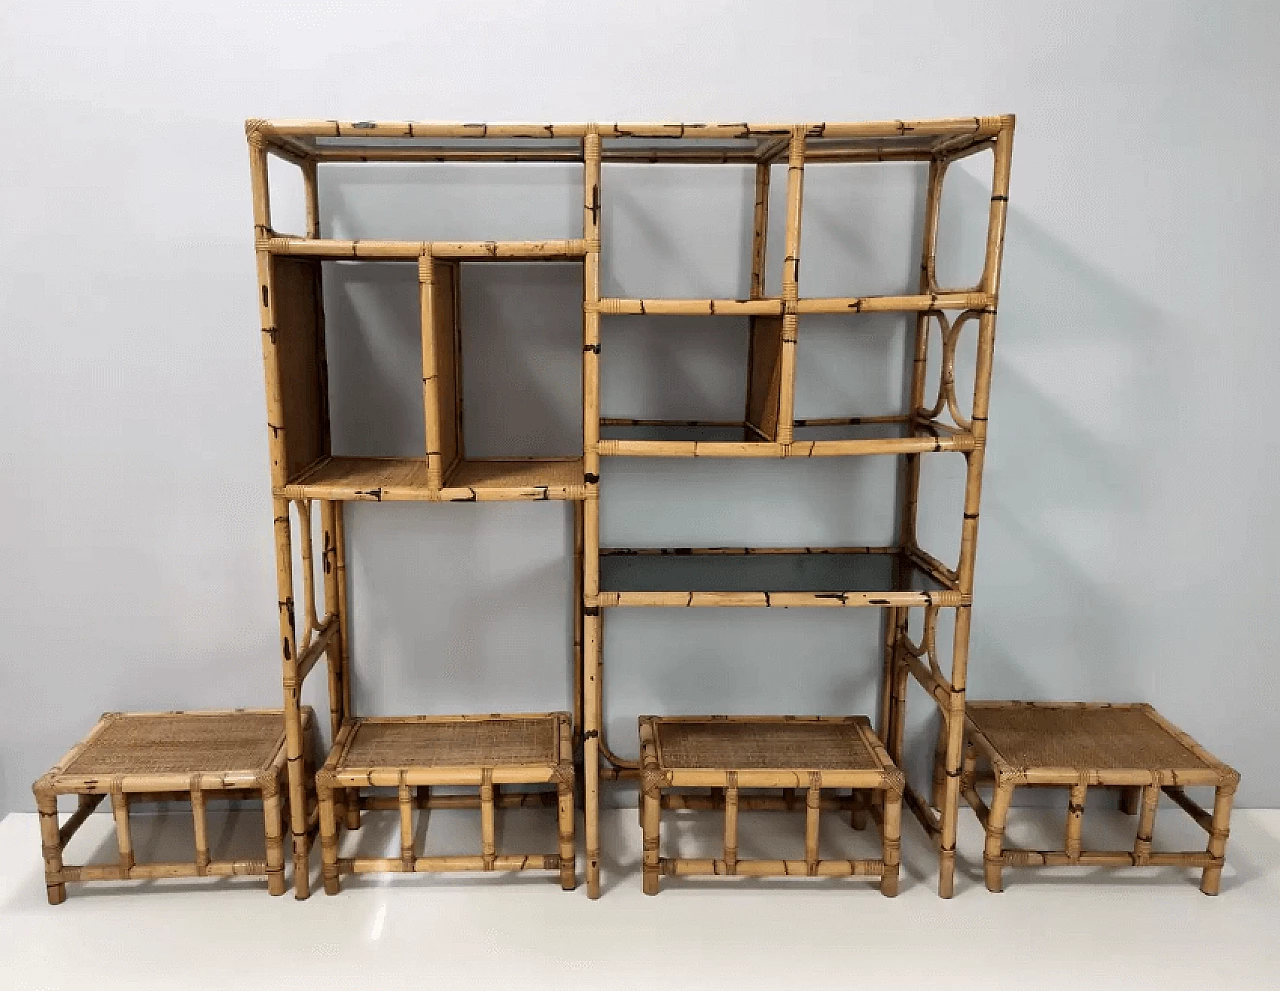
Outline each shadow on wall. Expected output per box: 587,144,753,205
915,167,1181,714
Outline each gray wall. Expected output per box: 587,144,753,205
2,1,1278,811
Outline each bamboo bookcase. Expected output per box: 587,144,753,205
246,116,1014,899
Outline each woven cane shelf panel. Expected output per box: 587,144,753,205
967,702,1210,772
649,717,881,772
337,716,563,770
599,549,945,596
280,456,585,502
59,711,286,779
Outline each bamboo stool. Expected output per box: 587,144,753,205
639,715,904,895
961,701,1239,894
32,708,313,903
316,713,575,892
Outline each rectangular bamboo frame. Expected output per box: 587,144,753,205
638,716,903,896
959,702,1239,894
315,714,576,892
32,708,314,903
248,116,1015,899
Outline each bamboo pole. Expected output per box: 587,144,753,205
1201,782,1236,895
320,500,344,741
399,772,415,871
581,124,604,899
558,779,576,890
723,773,739,874
34,784,65,905
1133,779,1160,865
190,779,209,876
572,500,584,754
880,784,902,897
110,786,134,872
983,778,1014,892
302,159,320,239
662,859,885,878
774,127,805,444
262,777,286,896
1065,781,1087,861
804,773,821,875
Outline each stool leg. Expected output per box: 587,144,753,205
850,790,867,831
263,777,286,896
316,771,341,895
1200,782,1236,896
34,785,66,905
641,781,661,895
344,787,361,831
881,785,902,897
558,779,576,891
1118,786,1141,815
984,778,1014,893
110,788,134,873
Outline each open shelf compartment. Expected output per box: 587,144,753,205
598,546,963,607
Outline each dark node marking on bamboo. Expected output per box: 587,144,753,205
268,424,282,437
582,729,599,741
816,592,849,604
354,488,382,501
263,327,278,344
686,592,694,607
991,195,1008,202
870,599,890,606
584,473,599,484
261,286,269,307
584,606,599,617
282,638,292,661
763,591,771,606
964,512,979,520
584,343,600,354
352,121,375,129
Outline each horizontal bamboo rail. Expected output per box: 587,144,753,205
597,436,975,457
250,116,1010,143
358,792,557,811
600,590,966,608
593,293,992,315
61,860,271,881
661,859,886,877
339,855,560,873
264,236,587,260
661,792,860,812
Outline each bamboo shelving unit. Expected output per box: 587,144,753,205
245,115,1014,899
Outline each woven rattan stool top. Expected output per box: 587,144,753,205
966,702,1228,778
45,709,289,792
648,716,880,771
326,714,573,788
340,715,561,768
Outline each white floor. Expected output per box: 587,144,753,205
1,805,1277,989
